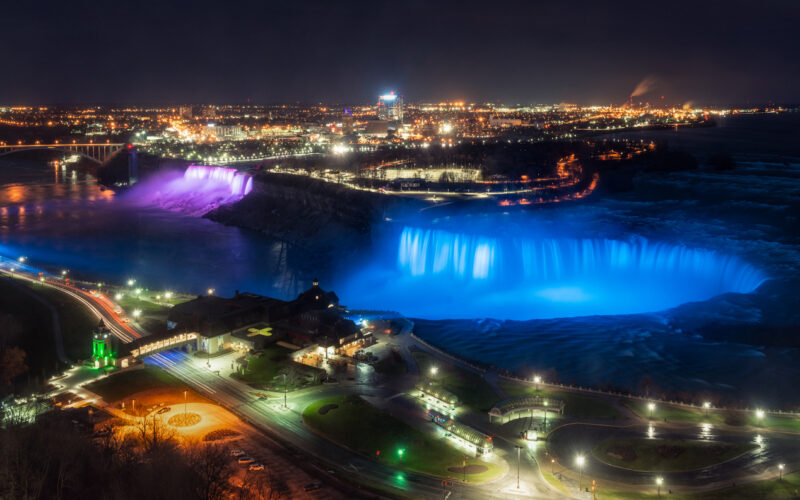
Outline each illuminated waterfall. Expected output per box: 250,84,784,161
127,165,254,215
358,226,768,319
398,227,765,293
183,165,253,196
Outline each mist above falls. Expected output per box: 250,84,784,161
125,165,253,216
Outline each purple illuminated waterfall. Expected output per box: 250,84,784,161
126,165,254,215
183,165,253,197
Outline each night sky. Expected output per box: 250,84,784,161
3,0,799,105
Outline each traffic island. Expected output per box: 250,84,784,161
168,412,201,427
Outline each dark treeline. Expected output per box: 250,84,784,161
0,413,284,500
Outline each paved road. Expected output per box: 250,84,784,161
1,267,142,342
147,350,563,499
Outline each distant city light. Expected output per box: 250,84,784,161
380,93,397,101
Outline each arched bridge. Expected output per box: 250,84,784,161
0,142,127,163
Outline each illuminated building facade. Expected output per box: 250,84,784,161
377,92,403,124
91,320,115,369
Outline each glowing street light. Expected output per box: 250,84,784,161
778,463,784,481
114,293,122,300
127,279,135,286
703,401,711,415
647,402,656,419
18,256,26,263
656,476,663,497
534,375,542,390
164,291,172,299
430,366,438,378
132,309,141,318
207,288,215,295
756,409,765,425
576,454,585,491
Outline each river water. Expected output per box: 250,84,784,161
2,113,799,404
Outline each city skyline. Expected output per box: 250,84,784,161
2,0,799,105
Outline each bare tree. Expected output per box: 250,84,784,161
135,414,177,453
187,442,233,500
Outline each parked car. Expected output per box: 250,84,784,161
248,463,265,471
304,483,322,492
238,456,254,465
230,449,245,457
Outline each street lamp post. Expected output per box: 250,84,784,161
576,454,585,492
551,458,555,475
702,401,711,416
515,445,522,489
656,476,663,497
534,375,541,391
283,373,287,409
648,402,655,419
756,409,765,426
778,463,784,481
431,366,438,381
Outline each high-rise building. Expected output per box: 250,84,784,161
342,108,354,135
377,92,403,124
179,105,193,119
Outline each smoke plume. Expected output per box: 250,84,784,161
630,76,658,98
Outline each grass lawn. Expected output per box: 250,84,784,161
234,345,322,390
595,472,800,500
624,400,727,425
411,351,500,412
625,401,800,432
592,437,756,472
303,395,504,482
536,450,571,495
86,367,185,402
0,277,56,383
26,283,97,361
499,381,625,421
117,295,170,317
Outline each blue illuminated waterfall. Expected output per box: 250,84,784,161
342,226,767,320
398,227,765,293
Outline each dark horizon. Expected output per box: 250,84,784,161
3,0,799,106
